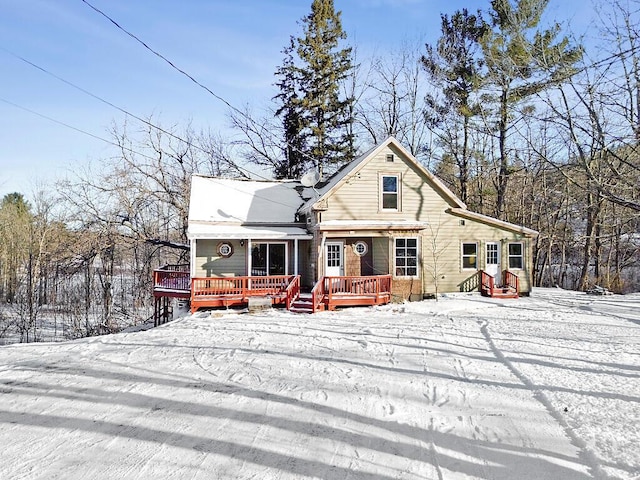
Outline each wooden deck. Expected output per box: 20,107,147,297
152,265,191,326
190,275,299,313
152,267,392,316
307,275,392,313
480,270,519,298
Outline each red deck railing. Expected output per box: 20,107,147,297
481,270,495,296
190,275,298,312
312,274,392,311
153,265,191,297
480,270,519,298
503,270,519,293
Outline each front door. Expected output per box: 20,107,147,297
325,242,344,277
486,242,501,285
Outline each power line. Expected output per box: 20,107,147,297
0,97,301,211
79,0,319,167
0,95,157,162
0,45,270,181
80,0,249,124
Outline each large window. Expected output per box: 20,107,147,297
251,243,286,275
508,242,523,269
394,237,418,277
381,175,399,210
462,243,478,269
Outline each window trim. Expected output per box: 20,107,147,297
380,173,401,211
393,236,419,278
217,242,234,258
250,241,288,276
461,242,478,270
353,241,368,257
507,242,524,270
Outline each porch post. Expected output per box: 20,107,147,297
294,239,299,275
190,238,196,278
247,239,252,276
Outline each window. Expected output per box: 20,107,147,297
382,175,399,210
353,241,368,256
462,243,477,269
508,242,523,269
217,242,233,258
251,243,286,275
486,243,499,266
394,237,418,277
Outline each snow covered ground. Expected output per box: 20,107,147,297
0,288,638,479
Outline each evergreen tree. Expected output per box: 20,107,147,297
274,0,354,177
481,0,582,219
274,38,306,179
422,9,487,205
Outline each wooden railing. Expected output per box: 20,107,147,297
311,274,392,311
153,267,191,294
284,275,301,310
481,270,494,295
311,277,326,313
503,270,519,292
480,270,519,297
191,275,294,298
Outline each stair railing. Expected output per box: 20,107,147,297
503,270,519,294
480,270,494,295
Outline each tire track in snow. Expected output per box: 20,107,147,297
478,319,610,480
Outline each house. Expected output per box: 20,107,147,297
154,136,537,317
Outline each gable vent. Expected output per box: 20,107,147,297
386,154,394,162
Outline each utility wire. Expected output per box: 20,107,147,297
0,45,270,181
0,96,157,163
0,96,302,210
79,0,319,166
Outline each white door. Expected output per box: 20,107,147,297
486,242,501,285
325,242,344,277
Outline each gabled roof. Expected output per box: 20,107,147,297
299,136,466,214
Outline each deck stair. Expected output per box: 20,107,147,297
480,270,519,299
289,293,317,314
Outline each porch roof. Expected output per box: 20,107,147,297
188,223,312,240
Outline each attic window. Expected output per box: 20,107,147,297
386,154,394,162
381,174,399,210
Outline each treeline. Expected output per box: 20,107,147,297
1,0,639,343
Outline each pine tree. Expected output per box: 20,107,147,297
422,9,487,205
274,38,306,179
274,0,354,177
481,0,582,219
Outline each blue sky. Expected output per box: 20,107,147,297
0,0,594,198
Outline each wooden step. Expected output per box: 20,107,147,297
289,293,317,313
489,286,518,299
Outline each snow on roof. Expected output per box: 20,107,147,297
188,224,312,240
188,175,306,224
